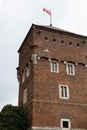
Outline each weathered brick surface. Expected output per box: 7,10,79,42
32,101,87,128
17,24,87,129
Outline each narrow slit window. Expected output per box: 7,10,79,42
23,88,27,104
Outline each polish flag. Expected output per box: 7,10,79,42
43,8,51,15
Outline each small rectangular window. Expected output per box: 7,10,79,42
23,88,27,104
26,67,30,78
22,73,25,83
59,85,69,99
61,119,71,129
63,121,68,128
50,60,59,72
66,63,75,75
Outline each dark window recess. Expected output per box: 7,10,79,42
63,121,69,128
53,39,56,42
44,37,48,40
61,40,64,43
76,43,80,46
61,40,64,44
69,42,72,45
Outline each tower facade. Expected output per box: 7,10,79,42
17,24,87,130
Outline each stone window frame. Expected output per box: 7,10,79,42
59,84,69,99
61,118,71,129
50,60,59,73
26,66,30,78
22,73,25,83
23,88,27,104
66,63,75,75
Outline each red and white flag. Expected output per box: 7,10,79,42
43,8,51,15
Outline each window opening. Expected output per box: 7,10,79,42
59,85,69,99
51,60,58,72
61,119,71,129
66,63,75,75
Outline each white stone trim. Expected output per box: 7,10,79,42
23,88,27,104
22,73,25,83
85,65,87,68
48,58,51,61
50,60,59,73
72,129,87,130
59,84,69,99
27,127,87,130
66,63,75,75
28,126,60,130
61,118,71,128
31,54,37,64
37,56,40,60
75,63,78,66
43,48,49,52
64,61,67,64
32,99,87,107
32,126,59,130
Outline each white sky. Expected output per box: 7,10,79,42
0,0,87,110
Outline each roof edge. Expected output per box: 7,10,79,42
33,24,87,38
18,23,87,53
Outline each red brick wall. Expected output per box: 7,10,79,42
18,25,87,129
32,26,87,128
32,101,87,128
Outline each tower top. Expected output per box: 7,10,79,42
18,24,87,53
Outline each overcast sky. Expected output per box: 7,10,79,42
0,0,87,110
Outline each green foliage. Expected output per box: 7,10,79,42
0,104,26,130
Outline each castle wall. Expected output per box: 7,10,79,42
17,24,87,129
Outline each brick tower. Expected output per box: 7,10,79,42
17,24,87,130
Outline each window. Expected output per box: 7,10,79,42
44,37,48,41
61,40,64,43
23,88,27,104
61,119,71,129
59,85,69,99
76,43,80,47
53,39,56,43
69,42,72,45
26,67,30,78
22,73,25,83
66,63,75,75
50,60,59,72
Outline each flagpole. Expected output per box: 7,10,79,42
43,8,52,26
50,10,52,26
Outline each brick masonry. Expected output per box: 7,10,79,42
17,24,87,129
